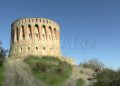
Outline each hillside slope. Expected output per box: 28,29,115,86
3,56,95,86
63,66,95,86
3,59,46,86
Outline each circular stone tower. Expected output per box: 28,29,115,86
9,18,61,58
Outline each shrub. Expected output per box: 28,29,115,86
80,58,104,70
94,68,120,86
0,58,4,67
76,78,85,86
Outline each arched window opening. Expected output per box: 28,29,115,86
42,25,46,39
28,47,30,51
16,27,19,41
35,24,39,39
49,26,52,35
43,20,45,23
43,47,45,50
46,20,48,23
43,34,45,38
54,28,56,36
36,47,38,51
12,29,14,43
53,28,57,40
22,25,25,39
21,48,22,52
36,19,37,22
29,19,30,22
28,25,32,38
42,25,46,29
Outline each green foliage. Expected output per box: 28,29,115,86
0,41,6,67
24,55,73,86
76,78,85,86
94,68,120,86
0,58,4,67
0,66,5,86
80,58,104,70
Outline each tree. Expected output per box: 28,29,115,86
0,41,6,66
94,68,120,86
80,58,104,70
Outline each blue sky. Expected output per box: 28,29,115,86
0,0,120,69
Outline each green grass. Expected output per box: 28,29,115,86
76,78,85,86
24,55,73,86
0,66,4,86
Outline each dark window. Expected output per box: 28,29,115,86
46,20,48,23
22,25,25,39
42,25,46,39
35,24,39,38
28,25,32,38
43,34,45,38
43,20,45,23
28,47,30,51
43,47,45,50
36,47,38,51
16,27,19,41
12,29,14,43
29,19,30,22
36,34,38,38
36,19,37,22
54,28,56,36
49,26,52,35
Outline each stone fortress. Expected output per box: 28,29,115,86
9,18,74,64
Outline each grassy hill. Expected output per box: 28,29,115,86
2,56,95,86
24,55,73,86
0,66,4,86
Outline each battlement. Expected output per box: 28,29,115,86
12,18,60,31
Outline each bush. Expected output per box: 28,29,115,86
94,68,120,86
76,78,85,86
80,58,104,70
0,41,6,67
35,63,47,72
0,65,4,86
0,58,4,67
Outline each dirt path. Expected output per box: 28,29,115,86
63,65,95,86
3,59,46,86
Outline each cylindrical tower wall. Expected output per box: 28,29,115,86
9,18,61,58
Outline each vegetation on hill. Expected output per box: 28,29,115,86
0,41,6,86
80,58,104,70
80,58,120,86
76,78,85,86
0,66,4,86
24,55,73,86
94,68,120,86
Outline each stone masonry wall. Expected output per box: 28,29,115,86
9,18,61,57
